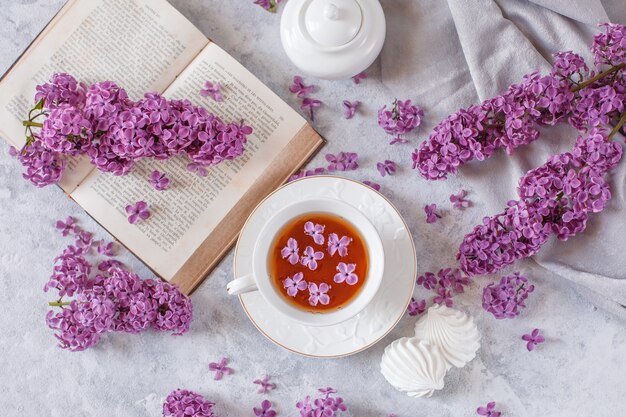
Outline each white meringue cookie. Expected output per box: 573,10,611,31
380,337,447,398
414,305,480,369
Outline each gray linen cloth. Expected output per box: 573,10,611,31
381,0,626,319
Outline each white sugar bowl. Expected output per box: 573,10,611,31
280,0,386,80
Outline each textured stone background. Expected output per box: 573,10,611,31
0,1,624,416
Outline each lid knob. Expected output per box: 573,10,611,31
324,3,340,20
305,0,363,47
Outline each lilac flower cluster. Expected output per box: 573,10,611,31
458,128,619,275
13,73,252,187
592,23,626,67
413,23,626,181
378,99,423,144
296,388,348,417
45,218,192,351
482,272,534,319
163,389,216,417
413,268,472,312
413,70,576,180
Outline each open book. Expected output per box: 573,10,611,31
0,0,324,294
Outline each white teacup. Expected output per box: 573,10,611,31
227,198,385,327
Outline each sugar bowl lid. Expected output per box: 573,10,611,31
281,0,386,80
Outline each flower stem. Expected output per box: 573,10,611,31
608,110,626,141
571,63,625,92
48,301,71,307
22,120,43,128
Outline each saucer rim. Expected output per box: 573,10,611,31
233,175,417,358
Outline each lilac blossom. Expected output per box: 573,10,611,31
327,233,350,257
14,73,253,187
301,246,324,271
149,170,171,191
407,297,426,316
362,180,381,191
308,282,330,306
46,264,192,351
342,100,360,119
253,375,276,394
289,76,315,98
163,389,216,417
199,80,223,102
352,71,368,84
208,357,234,380
326,152,359,171
301,98,322,121
125,201,151,224
450,190,471,209
376,160,397,177
413,25,626,181
254,400,277,417
334,262,358,285
424,204,441,223
459,135,616,275
482,273,534,319
522,328,545,351
304,221,325,245
283,272,307,297
281,238,300,265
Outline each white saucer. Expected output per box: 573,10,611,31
233,176,416,358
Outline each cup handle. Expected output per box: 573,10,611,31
226,274,258,295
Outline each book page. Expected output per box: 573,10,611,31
0,0,208,192
71,42,307,281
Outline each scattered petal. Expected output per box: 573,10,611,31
199,80,223,102
301,98,322,121
342,100,360,119
352,71,367,84
253,375,276,394
522,328,545,351
376,160,397,177
125,201,151,224
289,75,315,98
450,190,471,209
149,170,171,191
208,357,234,380
424,204,442,223
407,297,426,316
362,180,381,191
